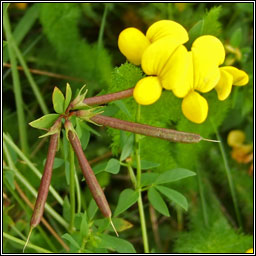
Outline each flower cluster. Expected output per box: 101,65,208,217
118,20,249,124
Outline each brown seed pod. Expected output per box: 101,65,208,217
65,120,112,218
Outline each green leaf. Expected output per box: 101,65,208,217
148,187,170,217
43,157,65,169
113,100,132,118
64,83,72,111
133,159,160,170
120,134,134,161
93,161,108,175
62,233,80,249
98,234,136,253
230,27,242,47
29,113,60,130
76,119,90,150
3,40,8,47
188,20,204,46
111,217,133,232
3,3,10,15
141,172,159,187
63,196,71,222
52,86,65,114
114,189,139,216
3,168,15,190
80,211,89,238
88,198,98,220
155,168,196,185
156,185,188,211
105,158,120,174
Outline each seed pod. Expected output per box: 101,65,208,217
65,120,112,218
30,133,59,228
88,114,202,143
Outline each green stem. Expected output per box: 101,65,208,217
69,144,75,232
215,130,242,228
127,164,137,188
3,16,48,115
75,170,82,214
3,232,53,254
97,4,108,49
196,167,209,228
3,141,69,230
3,11,29,155
3,133,63,206
135,104,149,253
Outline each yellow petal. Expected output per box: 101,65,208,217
246,248,253,254
192,48,221,93
133,76,162,105
227,130,245,147
192,35,225,66
215,69,233,100
160,45,191,98
221,66,249,86
141,37,181,76
118,27,150,65
146,20,189,44
181,91,208,123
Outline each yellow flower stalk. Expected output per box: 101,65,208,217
118,20,188,65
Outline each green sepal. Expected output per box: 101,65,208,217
64,119,78,142
70,84,88,110
64,83,72,111
52,86,65,114
29,113,60,130
39,117,62,138
77,107,104,126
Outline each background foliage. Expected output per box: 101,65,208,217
3,2,253,253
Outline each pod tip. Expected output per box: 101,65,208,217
109,218,119,237
202,138,221,143
23,227,33,253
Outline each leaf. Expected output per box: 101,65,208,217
114,189,139,217
52,86,65,114
43,157,65,169
80,211,89,238
133,159,160,170
120,134,134,161
111,217,133,232
105,158,120,174
64,83,72,111
230,27,242,47
93,161,108,175
155,168,196,185
3,168,15,190
29,113,60,130
63,196,70,222
141,172,159,187
62,233,80,249
3,3,10,15
88,198,98,220
98,234,136,253
156,185,188,211
76,119,90,150
3,40,8,47
148,187,170,217
113,100,132,118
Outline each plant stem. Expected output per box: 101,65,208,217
3,16,49,115
215,130,242,228
3,141,69,230
84,88,134,106
127,164,137,188
135,104,149,253
97,4,108,49
69,144,76,232
3,11,29,155
88,114,202,143
3,132,63,205
3,232,53,254
196,167,209,228
75,170,82,214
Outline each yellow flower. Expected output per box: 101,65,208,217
215,66,249,100
179,35,225,123
246,248,253,253
118,20,188,65
133,37,189,105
